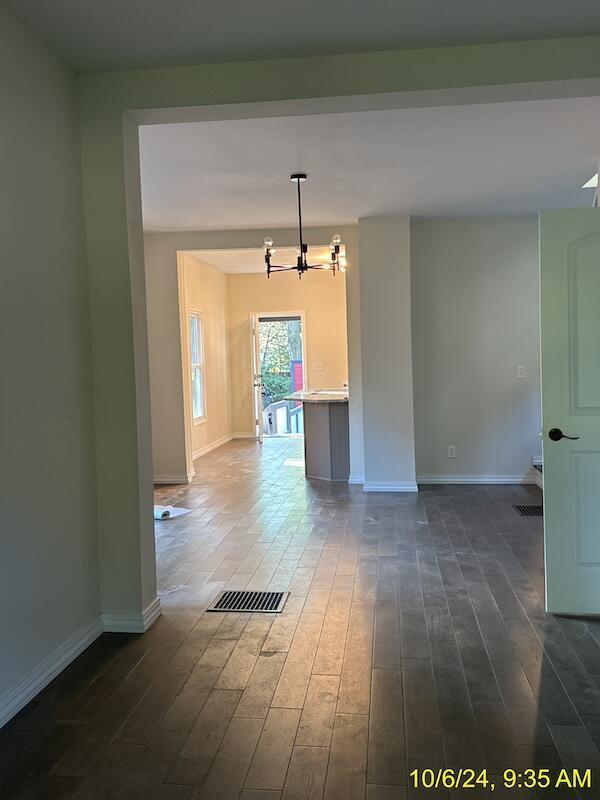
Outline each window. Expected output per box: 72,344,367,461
189,312,205,422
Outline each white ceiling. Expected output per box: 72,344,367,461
139,98,600,231
188,246,345,274
3,0,600,72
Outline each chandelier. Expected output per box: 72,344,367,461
264,173,344,278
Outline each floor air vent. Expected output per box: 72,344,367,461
514,504,543,517
207,590,289,613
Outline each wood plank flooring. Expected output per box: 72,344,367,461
3,438,600,799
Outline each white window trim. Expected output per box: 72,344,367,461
189,310,207,425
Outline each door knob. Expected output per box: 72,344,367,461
548,427,580,442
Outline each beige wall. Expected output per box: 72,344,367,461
146,235,349,474
227,270,348,435
144,226,360,480
181,253,232,455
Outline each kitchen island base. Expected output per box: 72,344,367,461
303,400,350,482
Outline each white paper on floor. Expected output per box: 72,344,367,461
153,505,192,520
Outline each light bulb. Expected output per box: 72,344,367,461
264,237,274,248
331,234,342,246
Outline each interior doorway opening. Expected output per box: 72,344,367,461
253,314,306,439
145,240,350,481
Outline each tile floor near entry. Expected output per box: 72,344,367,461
3,438,600,799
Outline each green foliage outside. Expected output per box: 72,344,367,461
259,319,302,407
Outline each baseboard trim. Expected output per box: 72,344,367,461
153,472,194,485
532,457,543,490
363,481,419,493
232,432,256,439
102,597,162,634
417,474,536,485
348,474,365,485
0,615,104,729
0,598,163,729
192,434,233,461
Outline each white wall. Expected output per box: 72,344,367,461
411,215,541,482
0,8,100,723
358,215,417,491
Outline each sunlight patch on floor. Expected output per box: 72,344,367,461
284,458,305,468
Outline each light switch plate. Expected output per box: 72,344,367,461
517,365,526,379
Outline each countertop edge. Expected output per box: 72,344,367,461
285,391,349,404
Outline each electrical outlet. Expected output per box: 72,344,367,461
314,362,325,372
447,445,456,458
517,365,526,379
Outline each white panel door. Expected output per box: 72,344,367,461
541,208,600,613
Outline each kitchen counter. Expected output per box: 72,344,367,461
285,390,349,404
285,390,350,482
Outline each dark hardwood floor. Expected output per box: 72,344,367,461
2,438,600,799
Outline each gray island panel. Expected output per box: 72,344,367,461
286,391,350,482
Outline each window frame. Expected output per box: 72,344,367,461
188,310,207,425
